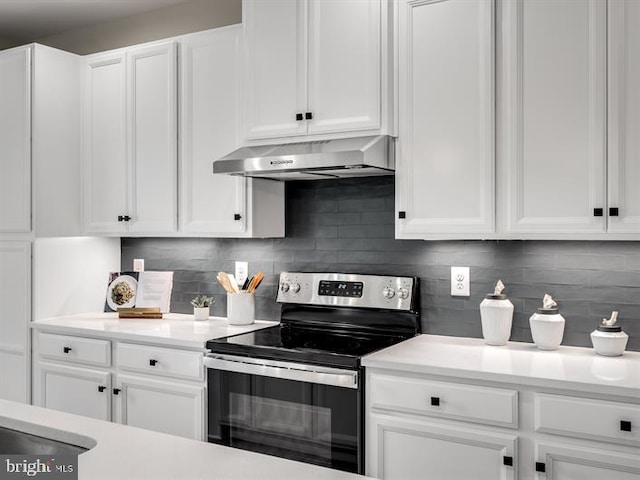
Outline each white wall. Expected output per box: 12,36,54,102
33,237,121,319
35,0,241,55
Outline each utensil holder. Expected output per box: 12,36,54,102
227,292,255,325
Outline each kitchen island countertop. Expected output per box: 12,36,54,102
0,399,371,480
31,313,277,349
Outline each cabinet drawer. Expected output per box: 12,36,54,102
37,332,111,367
116,343,203,381
535,393,640,446
370,373,518,428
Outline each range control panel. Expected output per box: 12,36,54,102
277,272,416,311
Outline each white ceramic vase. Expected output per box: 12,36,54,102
479,294,514,346
590,325,628,356
529,308,565,350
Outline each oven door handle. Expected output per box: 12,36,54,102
204,354,358,389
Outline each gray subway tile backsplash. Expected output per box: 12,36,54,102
122,177,640,351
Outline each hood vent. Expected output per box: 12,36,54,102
213,135,394,181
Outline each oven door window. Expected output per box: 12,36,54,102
208,369,359,473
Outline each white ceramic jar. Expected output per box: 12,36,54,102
529,308,565,350
227,292,255,325
591,324,628,356
480,294,514,346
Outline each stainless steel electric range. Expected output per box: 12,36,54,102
204,272,420,474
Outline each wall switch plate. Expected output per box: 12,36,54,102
133,259,145,272
451,266,470,296
235,261,248,286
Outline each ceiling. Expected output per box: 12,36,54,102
0,0,195,42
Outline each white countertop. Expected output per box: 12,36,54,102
362,334,640,398
31,313,277,349
0,400,371,480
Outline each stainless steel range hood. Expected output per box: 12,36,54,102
213,135,394,180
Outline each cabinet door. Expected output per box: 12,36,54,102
180,28,248,235
502,0,606,235
0,242,30,403
36,362,111,421
607,0,640,234
127,42,177,233
367,415,516,480
306,0,381,134
0,47,31,233
83,52,128,234
536,443,640,480
243,0,307,140
396,0,495,238
114,374,204,441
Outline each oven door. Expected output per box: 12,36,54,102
205,354,362,474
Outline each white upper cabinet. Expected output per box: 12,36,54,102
179,27,284,237
607,0,640,235
396,0,495,239
242,0,390,142
0,47,31,233
83,41,177,235
501,0,607,236
83,52,128,234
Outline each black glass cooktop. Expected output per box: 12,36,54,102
206,325,410,369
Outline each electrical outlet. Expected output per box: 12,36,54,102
235,261,248,286
133,259,145,272
450,266,470,296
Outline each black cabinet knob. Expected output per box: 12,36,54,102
503,456,513,467
63,346,72,354
430,396,440,406
234,214,242,221
305,112,313,120
593,208,604,217
398,211,406,219
123,215,131,222
149,359,158,367
620,420,632,432
113,388,121,395
295,113,303,121
609,207,619,217
535,462,546,473
98,385,106,393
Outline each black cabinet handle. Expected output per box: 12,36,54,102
63,346,72,354
620,420,632,432
295,113,303,121
609,207,619,217
98,385,106,393
398,211,406,219
305,112,313,120
113,388,121,395
503,456,513,467
535,462,546,473
123,215,131,222
149,359,158,367
430,396,440,406
593,208,604,217
234,214,242,221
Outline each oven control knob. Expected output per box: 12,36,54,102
397,288,410,300
383,286,396,299
280,282,290,293
290,283,301,294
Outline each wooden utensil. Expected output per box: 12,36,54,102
247,272,264,293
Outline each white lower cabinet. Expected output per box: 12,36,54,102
36,362,111,421
114,374,204,441
366,369,640,480
535,443,640,480
369,415,516,480
33,331,205,441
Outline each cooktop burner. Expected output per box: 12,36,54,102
207,325,410,369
